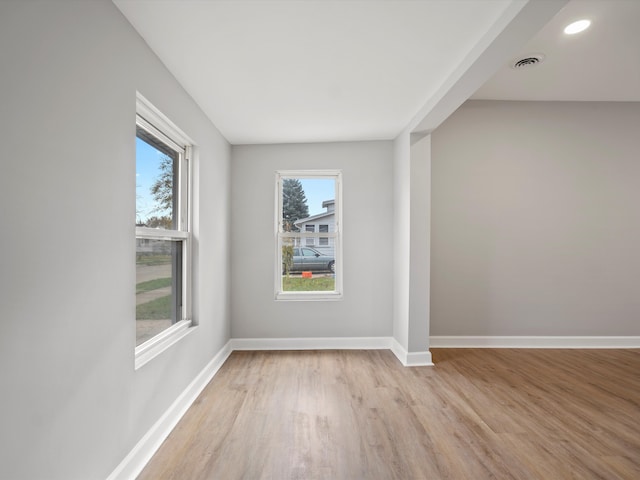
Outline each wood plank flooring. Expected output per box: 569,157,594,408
138,349,640,479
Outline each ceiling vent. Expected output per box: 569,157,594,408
511,54,545,70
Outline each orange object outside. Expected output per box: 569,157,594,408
301,271,313,279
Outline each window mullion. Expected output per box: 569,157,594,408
280,232,336,238
136,227,188,240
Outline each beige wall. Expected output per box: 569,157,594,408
431,100,640,336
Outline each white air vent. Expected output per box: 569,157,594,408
511,54,545,69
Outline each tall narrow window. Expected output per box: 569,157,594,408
276,171,342,300
135,94,192,365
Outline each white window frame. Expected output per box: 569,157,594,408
275,170,342,301
135,93,194,368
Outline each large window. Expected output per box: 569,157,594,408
276,171,342,300
135,94,192,366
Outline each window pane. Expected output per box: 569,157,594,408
319,224,329,245
136,126,179,229
281,236,335,292
282,178,335,232
136,239,182,346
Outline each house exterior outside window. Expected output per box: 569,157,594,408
295,200,336,257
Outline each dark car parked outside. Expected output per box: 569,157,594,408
287,247,335,273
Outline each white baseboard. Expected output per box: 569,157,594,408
230,336,434,366
230,336,394,351
390,338,434,366
430,336,640,349
107,341,233,480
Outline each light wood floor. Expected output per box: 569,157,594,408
138,348,640,479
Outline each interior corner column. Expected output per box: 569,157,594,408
408,132,431,357
392,131,432,365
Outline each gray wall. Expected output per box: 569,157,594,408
431,100,640,336
231,142,393,338
0,2,230,479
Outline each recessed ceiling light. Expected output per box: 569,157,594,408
564,19,591,35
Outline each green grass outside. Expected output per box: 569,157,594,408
282,276,335,292
136,277,172,294
136,255,171,266
136,295,171,320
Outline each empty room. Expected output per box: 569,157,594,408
1,0,638,479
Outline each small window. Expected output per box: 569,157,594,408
276,171,342,300
305,225,315,245
135,94,193,367
319,224,329,246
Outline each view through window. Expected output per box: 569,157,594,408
277,172,342,298
135,113,190,346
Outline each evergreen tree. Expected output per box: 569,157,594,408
282,178,309,232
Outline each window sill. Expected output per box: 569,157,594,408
135,320,195,369
275,291,343,302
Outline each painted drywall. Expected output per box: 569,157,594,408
392,133,411,349
0,2,230,479
231,142,393,339
431,100,640,336
408,134,431,352
392,132,432,355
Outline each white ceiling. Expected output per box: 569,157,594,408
473,0,640,101
113,0,638,145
